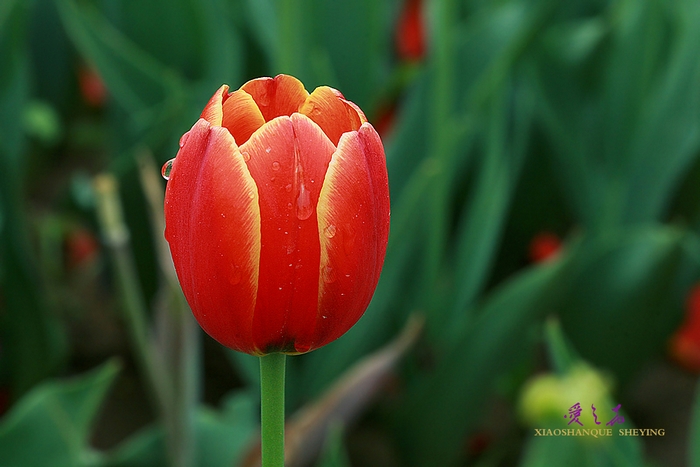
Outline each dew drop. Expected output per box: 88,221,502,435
229,264,242,285
322,265,337,284
161,159,175,180
248,191,255,199
324,224,337,239
285,184,293,193
272,161,280,171
295,342,312,353
179,131,190,148
266,147,272,153
242,151,251,162
287,202,293,210
296,183,313,220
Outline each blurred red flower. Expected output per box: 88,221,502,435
396,0,426,61
669,283,700,372
65,227,100,269
78,65,107,108
528,232,562,263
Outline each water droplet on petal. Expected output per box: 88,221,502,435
179,131,190,147
285,184,293,193
266,147,271,153
229,264,242,285
324,224,337,239
161,159,175,180
242,151,251,162
248,191,255,199
272,161,280,171
296,183,313,220
322,265,337,284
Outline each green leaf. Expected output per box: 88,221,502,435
0,0,67,397
396,247,576,467
54,0,188,142
316,423,351,467
690,378,700,467
556,227,700,382
518,432,644,467
0,360,121,467
102,391,257,467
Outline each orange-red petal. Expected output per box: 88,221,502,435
239,114,336,353
200,85,229,126
299,86,366,146
241,74,309,122
221,89,266,145
310,124,390,349
164,118,261,354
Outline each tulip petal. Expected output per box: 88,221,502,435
310,124,390,349
200,85,229,126
241,74,309,122
221,89,266,145
240,114,336,353
165,119,261,354
299,86,366,146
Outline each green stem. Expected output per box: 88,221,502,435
259,353,286,467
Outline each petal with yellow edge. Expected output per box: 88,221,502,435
299,86,366,146
239,114,336,353
308,124,390,350
241,74,309,122
221,89,266,145
165,119,261,354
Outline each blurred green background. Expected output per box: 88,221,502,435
2,0,700,466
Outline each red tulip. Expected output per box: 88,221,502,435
396,0,426,62
669,283,700,372
65,226,100,269
163,75,390,356
78,64,107,108
528,232,562,263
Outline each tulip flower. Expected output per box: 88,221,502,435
164,74,389,465
528,232,562,263
396,0,426,62
164,74,390,356
78,64,107,108
669,283,700,372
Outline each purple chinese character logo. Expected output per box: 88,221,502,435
564,402,583,426
591,404,601,425
606,404,625,426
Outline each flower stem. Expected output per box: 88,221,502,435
259,353,286,467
